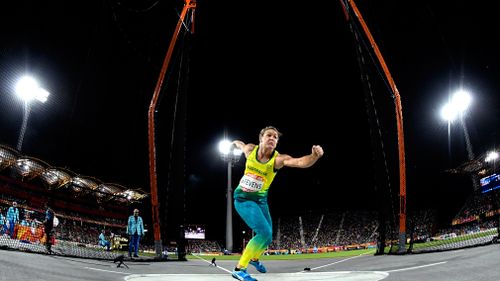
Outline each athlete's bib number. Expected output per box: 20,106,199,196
240,173,264,192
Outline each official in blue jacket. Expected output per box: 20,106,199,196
127,209,144,257
6,202,19,238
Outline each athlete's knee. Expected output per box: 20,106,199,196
259,228,272,244
265,234,273,246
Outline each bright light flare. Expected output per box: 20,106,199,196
218,139,242,160
441,103,458,122
452,90,472,113
36,88,50,103
15,75,50,103
218,140,232,155
441,90,473,122
15,76,39,102
485,151,499,163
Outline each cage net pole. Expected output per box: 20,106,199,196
340,0,407,252
147,0,197,258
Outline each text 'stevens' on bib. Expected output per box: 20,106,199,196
240,173,265,192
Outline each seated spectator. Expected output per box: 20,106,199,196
99,229,111,251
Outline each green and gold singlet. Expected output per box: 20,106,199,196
234,146,278,200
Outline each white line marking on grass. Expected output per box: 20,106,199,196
84,267,130,274
386,261,447,273
190,254,232,273
190,254,209,263
297,254,368,273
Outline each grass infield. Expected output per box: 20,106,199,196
188,248,376,261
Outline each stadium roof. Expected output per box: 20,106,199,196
0,143,148,204
445,150,499,176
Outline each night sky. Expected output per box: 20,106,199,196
0,1,499,239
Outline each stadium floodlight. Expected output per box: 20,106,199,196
485,151,499,163
218,140,242,161
218,139,242,253
441,89,478,189
15,75,50,151
440,90,472,123
440,89,475,160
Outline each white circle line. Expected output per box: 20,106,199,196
386,261,447,273
84,267,130,275
124,271,389,281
